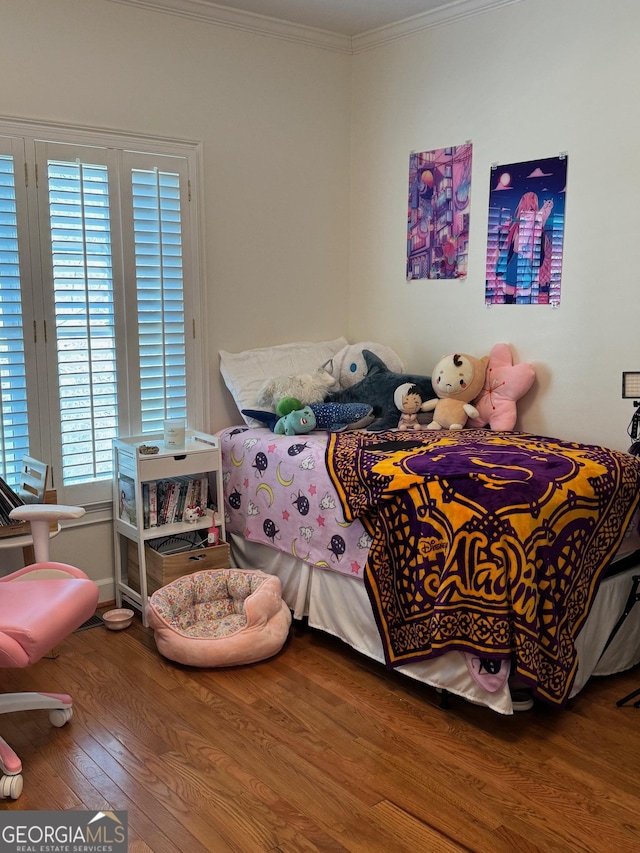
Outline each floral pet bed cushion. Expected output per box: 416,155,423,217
146,568,292,667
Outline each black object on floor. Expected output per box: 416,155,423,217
75,614,104,632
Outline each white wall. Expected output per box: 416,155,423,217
350,0,640,452
0,0,352,595
3,0,639,596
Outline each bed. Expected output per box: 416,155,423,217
219,424,640,714
217,339,640,714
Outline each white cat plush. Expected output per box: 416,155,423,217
256,368,336,410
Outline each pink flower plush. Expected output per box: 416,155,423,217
467,343,535,430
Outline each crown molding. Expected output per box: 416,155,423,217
104,0,352,52
103,0,525,54
352,0,525,53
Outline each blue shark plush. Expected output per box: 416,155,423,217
326,350,434,431
242,401,374,433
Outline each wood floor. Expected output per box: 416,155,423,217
2,612,640,852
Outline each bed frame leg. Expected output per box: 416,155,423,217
436,688,451,710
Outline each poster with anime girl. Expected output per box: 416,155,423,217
485,155,567,305
407,143,472,280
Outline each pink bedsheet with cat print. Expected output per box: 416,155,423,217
219,426,370,578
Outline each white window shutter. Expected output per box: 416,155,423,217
37,144,119,492
0,139,32,486
0,122,204,505
129,162,187,434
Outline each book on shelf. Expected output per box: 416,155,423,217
142,483,150,529
156,479,170,525
149,481,158,527
164,482,180,525
118,474,137,525
175,476,189,522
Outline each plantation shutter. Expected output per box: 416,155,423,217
125,155,188,434
0,124,203,505
0,137,35,486
35,142,120,498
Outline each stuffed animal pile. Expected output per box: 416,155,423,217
245,341,534,434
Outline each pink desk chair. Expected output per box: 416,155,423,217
0,504,99,800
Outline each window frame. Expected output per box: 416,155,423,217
0,116,208,507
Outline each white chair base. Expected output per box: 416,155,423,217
0,692,73,800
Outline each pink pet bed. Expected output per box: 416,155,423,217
146,568,292,667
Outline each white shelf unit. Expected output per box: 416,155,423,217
112,430,226,626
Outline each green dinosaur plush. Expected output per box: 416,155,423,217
273,397,317,435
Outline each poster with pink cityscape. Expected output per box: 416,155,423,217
485,155,567,305
407,143,472,280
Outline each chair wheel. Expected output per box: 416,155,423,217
49,707,72,727
0,772,23,800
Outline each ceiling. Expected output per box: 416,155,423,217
202,0,462,37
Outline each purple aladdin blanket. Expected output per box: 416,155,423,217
326,429,640,705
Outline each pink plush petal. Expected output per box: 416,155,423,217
468,344,535,430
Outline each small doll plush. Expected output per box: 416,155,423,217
394,383,424,431
422,352,488,430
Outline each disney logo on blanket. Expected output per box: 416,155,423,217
418,536,447,556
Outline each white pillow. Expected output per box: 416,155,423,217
220,337,348,425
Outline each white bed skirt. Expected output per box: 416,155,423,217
229,533,640,715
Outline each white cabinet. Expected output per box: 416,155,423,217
112,430,226,626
